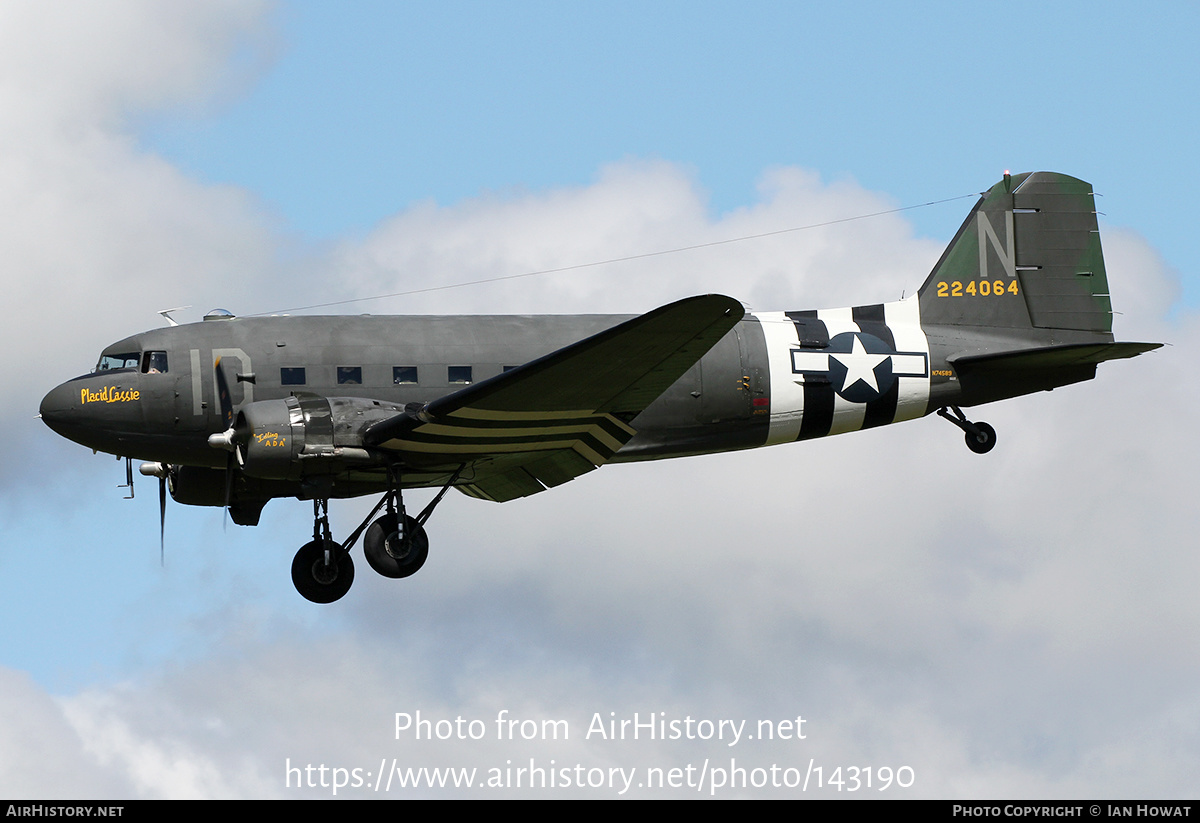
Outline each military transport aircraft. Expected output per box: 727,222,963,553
40,172,1160,603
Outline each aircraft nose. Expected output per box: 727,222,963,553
39,375,142,452
39,380,79,437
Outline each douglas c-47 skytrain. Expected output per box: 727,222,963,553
40,172,1160,603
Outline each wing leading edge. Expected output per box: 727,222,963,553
363,294,746,501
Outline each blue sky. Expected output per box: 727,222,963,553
143,1,1199,277
3,0,1198,798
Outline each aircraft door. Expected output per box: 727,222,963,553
699,328,758,423
135,350,177,433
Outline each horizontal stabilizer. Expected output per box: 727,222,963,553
947,341,1160,406
950,341,1161,371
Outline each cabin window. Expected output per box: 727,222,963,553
393,366,418,384
448,365,472,384
281,367,306,386
337,366,362,385
97,353,139,371
141,351,168,374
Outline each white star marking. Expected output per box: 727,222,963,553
831,335,890,394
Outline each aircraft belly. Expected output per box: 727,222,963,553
614,420,767,461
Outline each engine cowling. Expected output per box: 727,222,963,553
233,394,403,480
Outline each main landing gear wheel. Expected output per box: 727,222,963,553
364,513,429,579
965,421,997,454
285,466,463,602
291,539,355,604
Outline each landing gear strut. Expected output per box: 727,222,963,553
289,465,464,603
361,464,463,578
937,406,996,454
291,499,355,604
364,466,429,578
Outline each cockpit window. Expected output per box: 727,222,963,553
141,351,168,374
97,353,139,371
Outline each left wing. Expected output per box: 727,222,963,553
363,294,745,501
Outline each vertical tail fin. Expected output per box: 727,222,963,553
918,171,1114,337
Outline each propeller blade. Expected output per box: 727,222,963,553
223,455,234,532
159,473,167,567
213,358,239,530
214,357,234,429
140,462,170,567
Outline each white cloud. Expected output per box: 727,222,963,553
0,668,133,797
0,0,271,128
323,160,944,317
0,0,277,490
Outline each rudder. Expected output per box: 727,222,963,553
918,172,1114,337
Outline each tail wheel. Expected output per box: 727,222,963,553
965,422,997,454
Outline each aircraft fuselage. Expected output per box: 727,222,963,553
41,295,1118,476
41,299,941,469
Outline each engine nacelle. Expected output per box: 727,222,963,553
166,465,270,526
234,393,402,480
168,465,226,507
234,395,305,480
